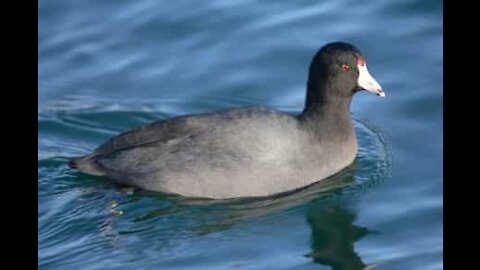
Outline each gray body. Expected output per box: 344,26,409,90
73,106,356,199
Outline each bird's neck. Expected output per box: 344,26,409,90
298,81,355,141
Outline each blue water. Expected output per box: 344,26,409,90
38,0,443,269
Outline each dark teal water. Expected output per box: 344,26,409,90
38,0,443,269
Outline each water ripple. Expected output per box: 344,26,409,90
38,100,392,268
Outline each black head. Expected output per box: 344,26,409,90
306,42,384,105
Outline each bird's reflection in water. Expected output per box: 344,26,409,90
305,203,371,270
300,162,380,270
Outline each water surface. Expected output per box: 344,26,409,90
38,0,443,269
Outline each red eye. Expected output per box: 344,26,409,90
341,64,350,72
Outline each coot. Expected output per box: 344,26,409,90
69,42,384,199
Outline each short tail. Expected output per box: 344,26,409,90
68,153,105,176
